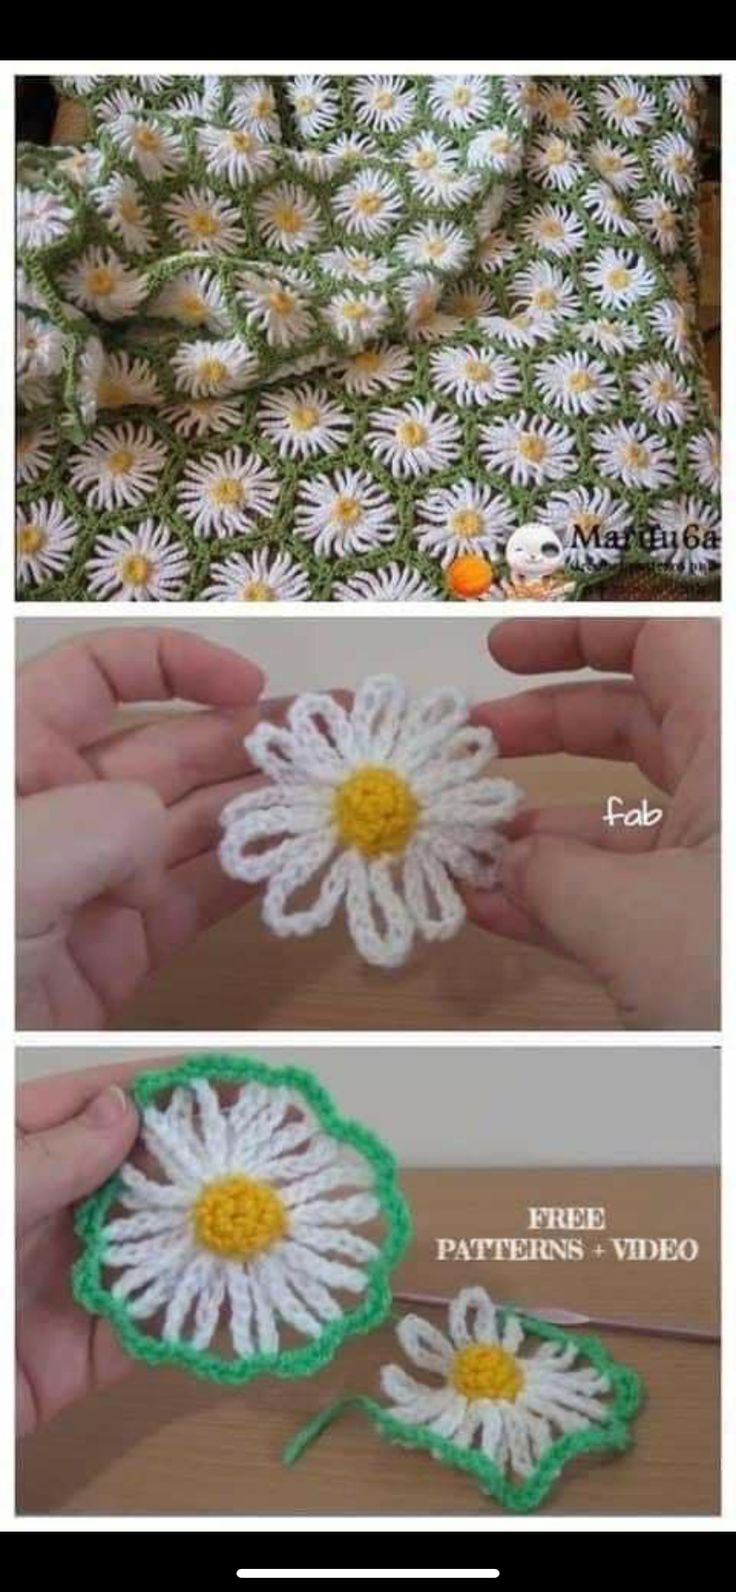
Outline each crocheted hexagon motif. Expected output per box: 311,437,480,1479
218,674,524,968
16,74,720,601
72,1055,411,1384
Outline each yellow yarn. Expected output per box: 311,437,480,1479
451,1342,524,1403
332,764,419,858
193,1174,287,1258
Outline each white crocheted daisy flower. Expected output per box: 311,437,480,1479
16,312,64,383
162,398,245,439
327,291,390,346
150,268,229,333
511,260,580,322
647,497,720,576
582,248,656,310
430,345,520,407
86,1068,391,1364
203,548,312,602
401,275,458,343
68,423,168,510
318,247,390,285
164,186,245,255
427,76,490,129
230,79,281,140
352,75,417,132
57,148,104,187
578,318,643,356
687,429,720,492
287,74,339,138
295,468,396,557
538,486,631,571
480,309,555,349
93,174,156,254
366,399,462,479
629,360,693,426
415,481,515,567
170,337,257,398
331,564,436,602
258,384,351,459
196,124,278,186
238,271,314,348
651,131,696,196
108,114,184,180
60,247,147,321
588,140,643,193
16,423,57,484
96,87,145,125
666,77,700,133
592,421,675,491
380,1288,615,1479
332,170,403,239
396,219,471,275
95,352,162,412
467,126,523,175
176,447,279,538
17,186,74,250
219,675,523,968
528,135,584,192
254,183,323,254
633,195,680,254
647,297,695,360
534,351,618,417
16,498,78,588
580,183,637,236
519,204,585,258
480,411,575,487
538,83,588,136
477,230,519,273
338,345,414,397
85,520,190,601
594,76,657,137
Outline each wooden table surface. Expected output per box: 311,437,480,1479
120,752,660,1032
18,1167,719,1518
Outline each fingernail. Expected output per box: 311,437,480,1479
85,1085,129,1129
501,838,533,903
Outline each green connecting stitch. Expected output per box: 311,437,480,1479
72,1052,412,1385
17,74,720,601
284,1310,643,1512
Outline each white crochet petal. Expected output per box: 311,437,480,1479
424,775,522,825
477,1400,505,1462
253,1251,324,1338
280,1238,368,1294
396,1312,454,1373
380,1361,440,1408
424,1393,468,1439
411,724,497,795
262,842,349,936
280,1161,371,1207
345,853,415,968
402,843,465,942
119,1163,192,1209
449,1286,501,1348
219,815,329,886
248,1136,342,1185
162,1253,217,1343
282,1266,342,1323
248,1266,280,1354
142,1105,209,1189
104,1208,187,1240
426,828,505,888
191,1264,227,1350
392,686,469,774
288,1221,379,1264
240,1114,317,1177
501,1312,525,1355
290,1191,379,1226
287,690,358,774
190,1079,229,1174
351,674,407,762
240,722,312,785
502,1404,537,1477
226,1262,255,1356
220,781,325,827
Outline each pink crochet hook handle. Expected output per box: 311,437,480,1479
394,1291,720,1345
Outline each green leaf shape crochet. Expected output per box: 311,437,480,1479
72,1053,412,1385
17,74,719,601
284,1309,643,1512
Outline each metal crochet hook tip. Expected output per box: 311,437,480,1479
393,1290,720,1345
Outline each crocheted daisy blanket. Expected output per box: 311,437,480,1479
17,73,720,602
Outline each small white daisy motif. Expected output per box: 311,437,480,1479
85,520,190,600
164,186,245,255
582,247,656,310
511,260,580,322
170,337,257,398
17,187,74,250
318,247,390,285
338,345,414,397
578,318,643,356
647,496,720,576
539,486,632,570
60,247,147,321
415,481,515,566
16,423,57,484
366,399,462,479
528,135,584,192
295,468,397,557
332,564,436,602
287,75,339,138
592,421,675,490
629,360,692,425
687,429,720,492
535,351,618,417
96,352,162,411
332,170,404,238
648,298,695,360
430,345,520,407
352,76,417,133
93,174,156,254
519,204,586,258
634,195,680,254
68,423,168,509
328,291,390,346
109,114,184,180
396,220,471,275
651,131,696,196
196,124,278,186
230,79,281,140
177,447,279,538
16,498,78,588
254,183,324,255
588,140,643,193
162,398,245,439
258,384,352,459
480,411,576,487
594,76,657,137
150,268,229,334
238,271,315,349
203,548,312,602
427,76,490,129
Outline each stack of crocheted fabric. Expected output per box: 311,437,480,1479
16,73,720,602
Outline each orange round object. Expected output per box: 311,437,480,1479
446,554,495,599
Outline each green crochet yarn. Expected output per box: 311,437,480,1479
284,1309,643,1512
72,1053,412,1385
17,74,719,601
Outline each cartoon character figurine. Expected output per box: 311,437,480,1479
493,524,576,601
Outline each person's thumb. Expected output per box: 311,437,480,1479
17,1085,138,1232
501,834,657,978
17,780,167,943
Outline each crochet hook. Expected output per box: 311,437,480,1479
393,1291,720,1344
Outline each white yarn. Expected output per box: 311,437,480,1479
101,1078,380,1358
380,1286,612,1480
219,673,524,968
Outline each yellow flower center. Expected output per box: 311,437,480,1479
107,448,135,475
615,94,638,118
189,209,218,237
295,94,316,114
87,266,116,296
532,287,557,311
374,89,396,111
451,507,483,537
354,191,382,215
622,441,649,469
490,133,511,154
254,92,274,118
451,1342,524,1402
330,493,361,526
241,579,276,601
119,195,142,224
573,511,601,534
518,434,547,463
652,378,675,401
672,152,692,175
97,378,129,408
18,523,45,556
545,139,567,166
424,238,447,260
352,350,383,373
568,370,593,392
272,203,303,234
290,403,320,431
451,85,471,108
464,358,492,383
197,358,229,386
193,1174,287,1259
332,765,419,858
134,126,161,152
267,287,296,316
538,217,563,239
657,209,676,232
607,266,631,291
230,130,255,152
546,93,572,122
413,148,437,170
178,290,207,323
211,476,244,507
397,419,428,449
343,299,370,321
118,552,152,587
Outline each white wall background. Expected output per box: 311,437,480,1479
16,613,610,702
16,1047,719,1167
